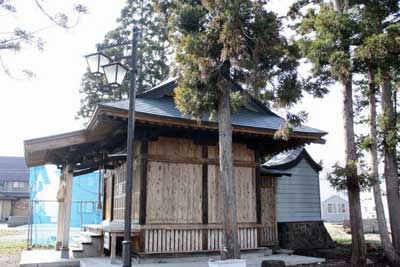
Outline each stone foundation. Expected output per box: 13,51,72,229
278,221,334,250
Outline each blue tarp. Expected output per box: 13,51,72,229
29,165,103,244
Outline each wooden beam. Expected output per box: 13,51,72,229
143,154,258,167
139,140,148,225
60,164,73,258
255,150,261,225
201,145,208,250
110,174,115,221
139,140,149,253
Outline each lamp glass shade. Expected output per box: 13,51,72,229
102,62,129,87
85,52,111,76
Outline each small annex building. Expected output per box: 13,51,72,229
24,78,328,260
261,148,333,250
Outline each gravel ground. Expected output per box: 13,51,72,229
0,254,21,267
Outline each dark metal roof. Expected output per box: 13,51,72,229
262,147,322,172
260,168,292,177
0,157,29,182
100,79,326,135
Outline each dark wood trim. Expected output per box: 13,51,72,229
139,140,149,225
255,150,261,225
143,154,258,167
102,175,107,221
110,174,115,221
201,145,208,250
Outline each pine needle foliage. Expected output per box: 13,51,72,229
76,0,170,121
158,0,307,126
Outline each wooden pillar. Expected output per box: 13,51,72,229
255,151,261,224
61,164,73,258
55,200,64,250
139,140,148,224
202,145,209,251
110,174,115,221
139,140,148,252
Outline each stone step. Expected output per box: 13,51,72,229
81,231,102,238
274,249,294,255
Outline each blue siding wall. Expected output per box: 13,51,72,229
276,158,322,222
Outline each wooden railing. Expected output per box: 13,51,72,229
259,225,278,246
141,224,275,254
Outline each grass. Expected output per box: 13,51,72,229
0,229,17,236
325,223,382,245
0,241,26,254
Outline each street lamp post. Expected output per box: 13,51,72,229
122,25,139,267
85,25,140,267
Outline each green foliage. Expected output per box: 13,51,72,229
292,3,358,83
76,0,170,121
274,111,308,141
292,0,400,194
327,161,373,192
160,0,309,136
378,108,399,152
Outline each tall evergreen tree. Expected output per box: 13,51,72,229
289,1,366,266
76,0,170,121
354,1,400,263
158,0,313,259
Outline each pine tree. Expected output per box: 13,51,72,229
290,1,366,266
76,0,170,121
158,0,311,259
353,1,400,263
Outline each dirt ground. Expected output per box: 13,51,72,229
294,223,389,267
0,224,27,267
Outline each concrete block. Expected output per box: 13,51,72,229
274,248,294,255
20,250,80,267
261,260,285,267
7,216,28,227
264,248,273,256
208,259,247,267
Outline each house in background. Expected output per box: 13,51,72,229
321,195,349,223
0,156,30,226
261,147,333,250
360,179,388,220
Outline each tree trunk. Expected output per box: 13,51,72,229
342,75,367,267
368,69,400,265
331,1,366,265
218,85,240,259
381,78,400,254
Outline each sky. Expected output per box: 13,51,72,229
0,0,344,200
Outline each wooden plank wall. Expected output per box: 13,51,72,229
111,141,141,221
259,176,278,245
208,144,257,224
108,137,264,253
146,138,203,224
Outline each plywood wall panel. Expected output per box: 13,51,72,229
146,161,202,224
148,137,202,159
208,144,254,162
208,165,256,224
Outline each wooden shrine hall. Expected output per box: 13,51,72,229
24,78,326,260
